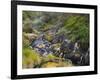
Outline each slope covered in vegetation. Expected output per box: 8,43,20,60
22,11,89,68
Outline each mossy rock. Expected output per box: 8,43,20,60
23,32,38,43
44,32,54,42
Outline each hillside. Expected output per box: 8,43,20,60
22,11,89,68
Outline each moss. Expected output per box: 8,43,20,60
23,23,33,33
22,48,41,68
22,11,89,68
42,62,59,68
52,43,61,49
44,32,53,42
32,29,40,35
22,33,30,48
41,59,73,68
47,54,57,60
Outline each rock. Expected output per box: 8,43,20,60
30,34,53,56
24,33,37,42
52,34,65,43
79,49,90,65
60,40,74,55
65,52,82,65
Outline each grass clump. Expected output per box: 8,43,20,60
22,48,41,68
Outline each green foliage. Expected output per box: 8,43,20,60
22,33,30,48
22,48,41,68
53,43,61,48
57,27,68,35
23,11,36,21
32,29,40,35
22,11,89,68
46,54,57,60
39,23,51,31
23,23,33,33
44,32,54,42
63,14,89,43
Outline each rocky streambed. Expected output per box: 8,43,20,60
30,32,89,66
